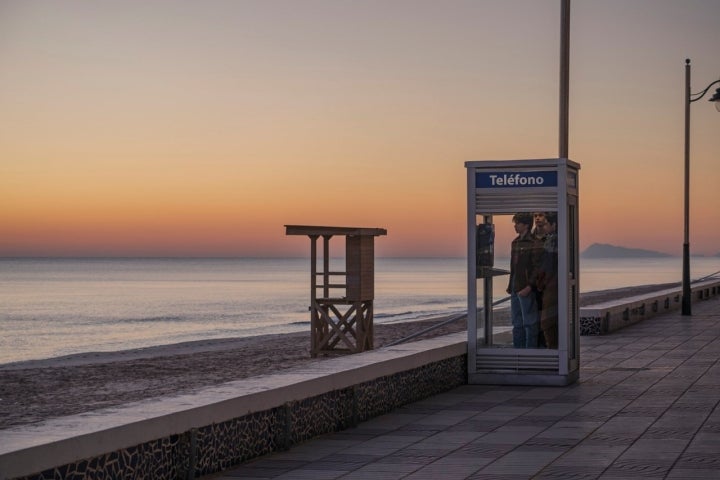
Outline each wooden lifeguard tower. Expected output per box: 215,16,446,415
285,225,387,357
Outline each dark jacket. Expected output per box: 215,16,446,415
537,232,558,289
507,232,542,294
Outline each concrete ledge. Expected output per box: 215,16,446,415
580,279,720,335
0,333,467,480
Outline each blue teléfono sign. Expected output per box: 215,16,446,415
476,171,557,188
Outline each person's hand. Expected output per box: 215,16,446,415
518,286,532,297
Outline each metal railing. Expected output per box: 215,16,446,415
386,295,511,347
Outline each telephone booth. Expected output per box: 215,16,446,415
466,159,580,386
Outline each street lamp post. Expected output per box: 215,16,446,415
682,58,720,316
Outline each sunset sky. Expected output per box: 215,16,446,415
1,0,719,258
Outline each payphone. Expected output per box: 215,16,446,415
476,223,494,270
466,159,580,386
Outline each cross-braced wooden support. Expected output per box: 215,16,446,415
310,299,373,355
285,225,386,358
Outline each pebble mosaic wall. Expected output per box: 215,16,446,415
14,436,182,480
579,315,602,336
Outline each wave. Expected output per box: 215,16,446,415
374,311,415,319
122,315,186,324
374,308,466,324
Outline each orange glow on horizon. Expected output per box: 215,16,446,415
1,1,719,258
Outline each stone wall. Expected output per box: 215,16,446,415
580,279,720,335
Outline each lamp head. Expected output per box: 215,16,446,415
710,87,720,112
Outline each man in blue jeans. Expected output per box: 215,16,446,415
506,213,542,348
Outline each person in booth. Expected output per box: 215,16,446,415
532,212,548,240
537,212,559,349
506,213,543,348
532,212,549,348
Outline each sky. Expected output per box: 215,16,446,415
1,0,719,258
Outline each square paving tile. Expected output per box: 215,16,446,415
273,469,349,479
339,465,418,480
375,450,443,466
550,444,626,467
673,451,720,470
475,450,562,476
666,467,720,479
402,461,482,479
456,441,516,458
600,457,673,478
621,438,689,457
534,465,606,479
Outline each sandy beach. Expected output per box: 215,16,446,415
0,283,677,430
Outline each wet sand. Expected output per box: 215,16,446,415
0,283,677,430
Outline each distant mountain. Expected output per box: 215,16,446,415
581,243,672,259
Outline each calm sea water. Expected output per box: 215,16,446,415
1,257,719,365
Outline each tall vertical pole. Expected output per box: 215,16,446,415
559,0,571,159
310,235,318,355
322,235,331,299
682,59,692,315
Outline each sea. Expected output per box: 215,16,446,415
2,256,720,365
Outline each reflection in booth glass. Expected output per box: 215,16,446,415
535,212,559,350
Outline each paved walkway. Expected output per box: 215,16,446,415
209,297,720,479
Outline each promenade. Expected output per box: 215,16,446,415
209,296,720,479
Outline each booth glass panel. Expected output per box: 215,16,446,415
567,198,579,361
475,212,559,350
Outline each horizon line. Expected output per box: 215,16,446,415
2,254,718,260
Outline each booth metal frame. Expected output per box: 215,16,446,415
466,159,580,386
